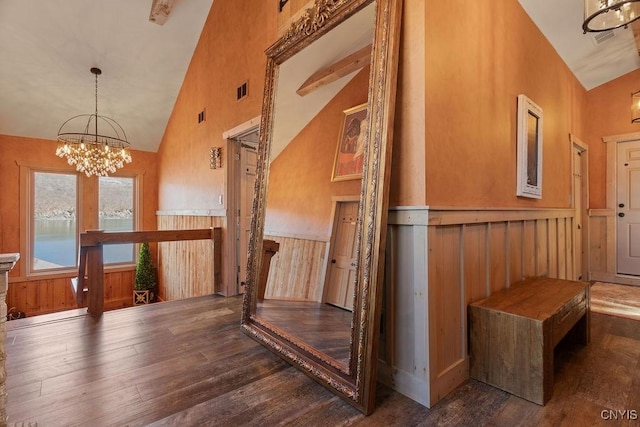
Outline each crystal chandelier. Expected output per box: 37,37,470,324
56,67,132,177
583,0,640,32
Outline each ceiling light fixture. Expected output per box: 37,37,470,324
583,0,640,33
56,67,132,177
632,90,640,123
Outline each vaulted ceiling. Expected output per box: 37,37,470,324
1,0,638,155
0,0,213,153
518,0,640,90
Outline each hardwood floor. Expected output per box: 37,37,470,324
5,295,640,426
256,299,352,366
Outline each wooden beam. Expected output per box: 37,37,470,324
149,0,175,25
296,44,372,97
80,228,217,247
86,246,104,317
74,228,223,317
71,246,88,305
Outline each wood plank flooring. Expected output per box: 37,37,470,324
5,295,640,426
256,300,352,366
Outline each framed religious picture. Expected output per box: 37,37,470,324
516,94,543,199
331,103,368,181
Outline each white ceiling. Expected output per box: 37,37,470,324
518,0,640,90
0,0,213,153
1,1,638,155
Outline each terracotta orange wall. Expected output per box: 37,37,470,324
158,0,590,211
157,0,430,211
265,68,368,237
424,0,587,208
586,68,640,208
157,0,277,211
0,134,158,277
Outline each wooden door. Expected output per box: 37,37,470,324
239,144,257,289
573,147,583,280
617,140,640,276
325,201,358,310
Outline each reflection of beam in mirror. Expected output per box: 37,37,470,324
270,2,375,162
297,44,372,97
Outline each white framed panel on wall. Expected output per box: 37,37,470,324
516,94,543,199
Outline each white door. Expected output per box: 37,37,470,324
325,201,359,311
617,140,640,275
239,144,257,289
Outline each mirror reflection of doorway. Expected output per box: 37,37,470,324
239,142,257,290
229,128,259,293
324,200,359,311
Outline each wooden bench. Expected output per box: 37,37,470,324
469,277,590,405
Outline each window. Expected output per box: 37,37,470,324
32,171,78,271
24,167,140,275
99,176,135,264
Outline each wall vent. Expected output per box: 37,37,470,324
591,30,615,46
237,82,248,100
198,109,206,124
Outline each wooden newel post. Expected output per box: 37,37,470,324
0,253,19,425
257,240,280,301
84,230,105,318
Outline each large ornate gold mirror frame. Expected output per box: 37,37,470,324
241,0,402,414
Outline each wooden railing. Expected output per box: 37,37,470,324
72,228,222,317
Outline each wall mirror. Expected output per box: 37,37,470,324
241,0,402,414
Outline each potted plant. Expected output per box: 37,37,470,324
134,242,156,305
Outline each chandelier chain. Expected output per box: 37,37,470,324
55,67,132,177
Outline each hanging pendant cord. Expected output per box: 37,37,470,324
95,71,98,139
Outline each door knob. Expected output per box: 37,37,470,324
619,203,625,208
331,259,336,264
619,212,625,218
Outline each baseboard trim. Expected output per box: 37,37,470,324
377,361,431,408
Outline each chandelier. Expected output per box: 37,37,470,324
56,67,132,177
583,0,640,32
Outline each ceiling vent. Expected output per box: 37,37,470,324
591,30,615,46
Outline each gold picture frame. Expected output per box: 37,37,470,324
331,103,368,181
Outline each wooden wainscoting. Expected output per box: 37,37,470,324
7,269,135,317
378,207,430,407
588,209,640,286
265,234,329,302
588,209,615,281
157,214,225,300
263,234,328,302
427,208,576,405
379,207,577,408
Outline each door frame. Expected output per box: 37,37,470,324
570,134,589,281
222,115,261,295
322,195,361,303
600,131,640,286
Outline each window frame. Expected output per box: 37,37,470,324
26,168,82,276
19,162,144,278
98,175,138,266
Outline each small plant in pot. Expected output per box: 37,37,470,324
134,242,156,305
